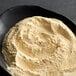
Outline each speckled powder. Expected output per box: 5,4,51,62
2,16,76,76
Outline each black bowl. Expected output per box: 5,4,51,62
0,5,76,75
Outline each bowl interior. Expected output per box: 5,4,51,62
0,5,76,75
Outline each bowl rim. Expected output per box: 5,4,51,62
0,5,76,34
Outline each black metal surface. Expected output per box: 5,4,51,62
0,5,76,76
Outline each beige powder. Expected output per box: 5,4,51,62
2,16,76,76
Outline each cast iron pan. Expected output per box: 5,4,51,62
0,5,76,76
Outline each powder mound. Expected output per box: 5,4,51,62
2,16,76,76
